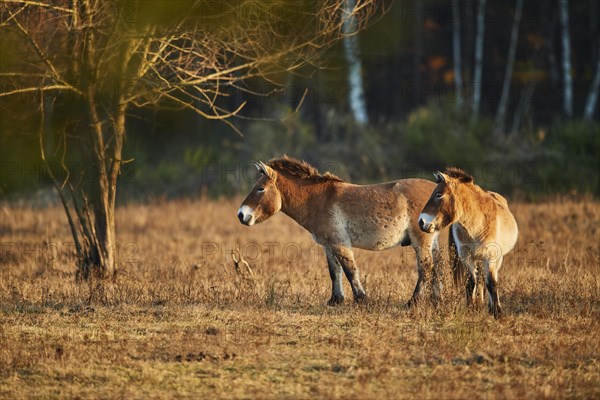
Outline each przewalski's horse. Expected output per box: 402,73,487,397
237,156,446,306
418,167,518,318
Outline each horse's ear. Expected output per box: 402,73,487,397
255,161,276,181
433,171,445,183
255,162,265,174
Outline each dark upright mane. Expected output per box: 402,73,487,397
267,156,343,183
444,167,474,183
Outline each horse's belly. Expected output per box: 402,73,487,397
348,219,409,250
453,222,518,263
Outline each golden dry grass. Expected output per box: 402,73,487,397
0,197,599,399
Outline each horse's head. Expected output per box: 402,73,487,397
237,162,282,226
419,168,473,233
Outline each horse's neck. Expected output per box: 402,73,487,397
276,176,318,230
455,185,489,241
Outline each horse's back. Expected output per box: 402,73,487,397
325,179,436,250
390,178,437,216
374,178,437,206
391,178,436,196
337,178,436,217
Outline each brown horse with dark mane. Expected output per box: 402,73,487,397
419,167,518,318
238,156,447,306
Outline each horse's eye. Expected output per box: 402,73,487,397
435,192,443,199
257,187,265,193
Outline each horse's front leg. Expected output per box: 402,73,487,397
449,229,466,287
465,256,477,306
431,239,444,302
329,245,366,303
325,248,345,305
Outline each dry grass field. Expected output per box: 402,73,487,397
0,197,598,399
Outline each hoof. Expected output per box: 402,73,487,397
489,304,502,319
404,298,418,310
430,295,443,308
328,295,344,306
353,292,367,304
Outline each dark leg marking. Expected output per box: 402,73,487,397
326,250,344,306
485,273,502,318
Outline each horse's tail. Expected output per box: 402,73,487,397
448,225,465,287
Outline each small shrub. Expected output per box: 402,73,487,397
403,102,493,166
534,120,600,195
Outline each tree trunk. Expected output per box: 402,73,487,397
77,26,130,280
472,0,487,117
591,0,598,63
342,0,368,125
584,57,600,120
494,0,524,135
465,1,475,82
91,180,116,278
559,0,573,117
511,82,536,134
452,0,464,109
544,1,559,90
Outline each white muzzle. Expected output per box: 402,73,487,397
237,205,256,226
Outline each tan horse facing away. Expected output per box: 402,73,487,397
238,156,446,306
418,167,518,318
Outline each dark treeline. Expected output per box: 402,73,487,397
225,0,599,124
1,0,599,200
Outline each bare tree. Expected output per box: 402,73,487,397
559,0,573,117
452,0,464,109
584,57,600,121
511,82,536,134
494,0,524,135
0,0,379,279
342,0,369,125
472,0,487,117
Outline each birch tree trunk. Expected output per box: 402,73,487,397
465,2,475,82
494,0,524,135
584,58,600,120
472,0,487,117
511,82,536,134
452,0,464,109
559,0,573,117
342,0,368,125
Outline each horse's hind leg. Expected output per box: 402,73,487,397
406,242,434,308
330,246,366,303
465,258,480,307
325,248,345,305
406,267,424,309
484,257,503,318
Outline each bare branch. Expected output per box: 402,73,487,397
6,7,68,85
162,91,247,121
39,89,83,257
2,0,74,14
0,85,82,97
